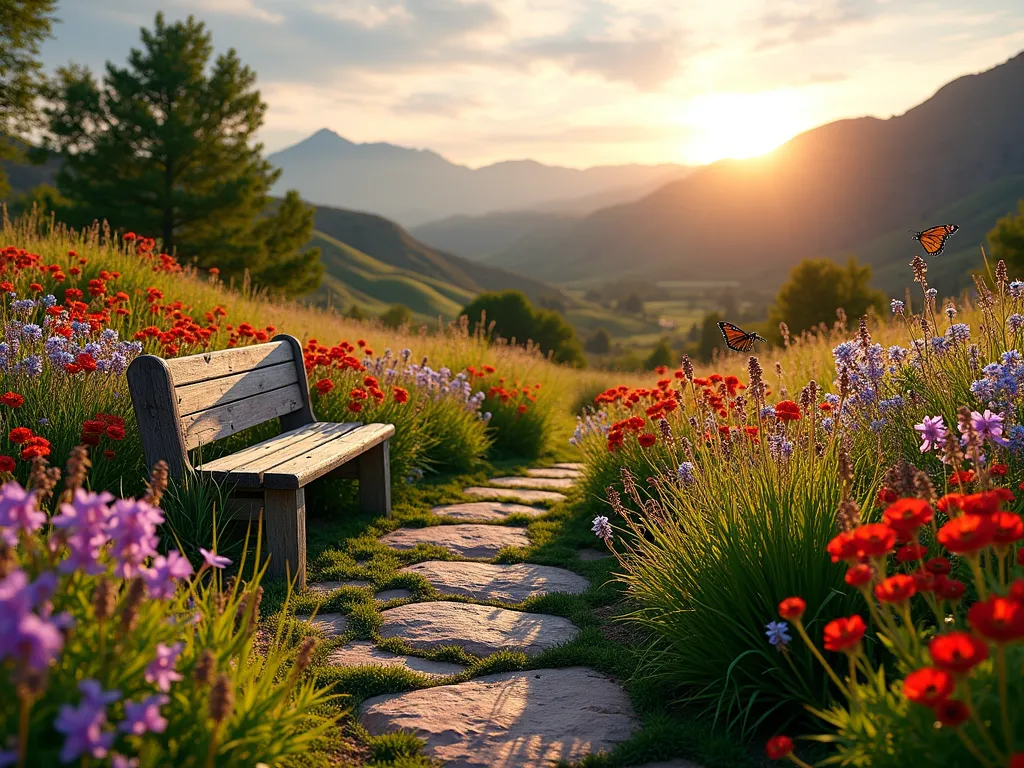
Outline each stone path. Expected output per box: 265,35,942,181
304,462,683,766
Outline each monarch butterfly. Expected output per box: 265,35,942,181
911,224,959,256
718,321,766,353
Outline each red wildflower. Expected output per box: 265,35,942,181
883,498,933,534
8,427,33,444
0,455,15,472
992,512,1024,545
950,469,976,485
925,557,951,575
968,596,1024,642
912,571,936,593
778,597,806,621
989,463,1008,476
347,401,362,413
0,392,24,408
638,433,657,448
0,281,12,292
934,576,967,602
896,543,928,563
937,515,996,554
852,523,897,558
765,736,793,760
1010,579,1024,603
936,493,965,515
874,574,917,604
876,487,898,506
844,564,874,588
928,632,990,674
903,667,954,707
516,404,528,414
826,531,859,563
393,387,409,404
349,388,368,400
105,425,126,441
314,379,335,395
934,699,969,728
774,400,801,421
20,436,50,460
103,450,115,460
959,491,1004,516
823,615,867,653
363,375,379,388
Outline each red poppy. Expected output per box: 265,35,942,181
21,436,50,460
1019,548,1024,567
968,596,1024,642
1012,756,1024,768
950,469,976,484
823,615,867,653
874,574,917,604
349,388,368,400
774,400,801,421
913,571,936,592
925,557,951,575
314,379,335,395
347,401,362,413
826,531,859,563
937,515,996,554
0,455,15,472
876,487,898,506
989,463,1009,476
936,493,965,515
8,427,33,444
637,433,657,448
991,512,1024,545
393,387,409,404
883,499,933,534
958,491,1003,517
934,698,969,728
1010,579,1024,603
778,597,806,621
0,392,24,408
765,735,793,760
103,449,115,460
903,667,954,707
852,523,897,558
105,425,125,441
928,632,990,674
896,543,928,563
844,564,874,588
934,576,967,601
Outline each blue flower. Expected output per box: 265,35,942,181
765,621,792,648
677,462,696,484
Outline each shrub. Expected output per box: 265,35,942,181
474,367,553,461
0,456,338,765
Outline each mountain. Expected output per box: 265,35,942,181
493,51,1024,294
266,129,688,227
308,203,562,306
410,211,578,262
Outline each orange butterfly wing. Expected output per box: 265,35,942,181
718,322,755,353
915,224,959,256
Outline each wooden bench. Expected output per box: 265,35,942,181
126,335,394,587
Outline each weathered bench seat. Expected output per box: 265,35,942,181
127,335,394,587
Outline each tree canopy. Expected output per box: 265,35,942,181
584,327,611,355
462,290,585,367
644,338,675,370
40,13,321,295
989,201,1024,277
769,257,884,337
0,0,57,198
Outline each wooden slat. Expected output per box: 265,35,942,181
197,422,362,487
198,422,346,474
263,424,396,490
182,383,306,451
166,341,293,387
174,362,298,417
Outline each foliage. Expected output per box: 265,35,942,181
379,303,413,329
696,312,724,363
619,293,644,315
39,13,321,295
989,199,1024,276
0,0,57,197
584,327,611,355
0,456,338,766
769,257,885,337
644,338,674,370
461,290,585,367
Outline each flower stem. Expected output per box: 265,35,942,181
792,620,851,699
17,692,31,768
996,644,1014,755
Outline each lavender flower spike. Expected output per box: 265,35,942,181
591,515,613,542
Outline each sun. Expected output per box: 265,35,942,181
680,90,811,165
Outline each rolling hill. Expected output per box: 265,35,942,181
410,210,578,262
267,129,688,227
492,51,1024,296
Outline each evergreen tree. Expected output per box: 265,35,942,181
697,312,725,362
0,0,57,198
769,257,884,336
989,201,1024,277
40,13,320,295
346,304,365,321
644,338,674,369
619,293,644,315
584,327,611,355
379,303,413,329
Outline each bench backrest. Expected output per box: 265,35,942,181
127,335,314,477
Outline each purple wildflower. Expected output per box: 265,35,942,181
591,515,613,542
0,482,46,540
54,680,120,763
111,757,140,768
145,642,184,692
765,620,792,648
677,462,696,484
914,415,948,453
107,498,164,578
119,694,169,735
964,409,1010,448
143,551,193,599
199,548,231,569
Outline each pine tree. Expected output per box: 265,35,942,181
0,0,57,198
40,13,320,295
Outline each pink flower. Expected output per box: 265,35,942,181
200,548,231,569
142,551,193,599
0,482,47,542
145,643,184,692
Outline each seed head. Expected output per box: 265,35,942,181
193,649,216,686
144,460,169,507
209,674,234,724
92,578,116,622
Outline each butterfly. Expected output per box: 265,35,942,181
911,224,959,257
718,321,767,353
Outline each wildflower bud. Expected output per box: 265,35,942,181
835,307,847,330
62,446,91,499
838,439,854,486
214,590,229,616
144,460,169,507
658,418,673,446
836,500,861,532
294,637,318,677
858,316,870,352
606,487,626,518
29,456,58,503
688,416,699,430
193,649,216,685
92,578,117,622
747,356,763,390
209,674,234,724
680,355,693,381
778,322,790,347
968,345,980,374
798,385,811,412
643,498,663,525
839,369,850,399
972,275,994,310
620,467,641,506
997,259,1008,288
913,470,936,504
911,254,928,284
118,578,146,633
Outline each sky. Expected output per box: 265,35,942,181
40,0,1024,169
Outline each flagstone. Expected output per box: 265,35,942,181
432,501,547,522
379,524,530,559
490,476,575,490
401,561,589,603
295,613,349,636
525,468,582,479
327,640,464,679
463,486,568,504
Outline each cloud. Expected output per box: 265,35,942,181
757,0,875,50
174,0,284,23
518,31,686,90
391,92,485,116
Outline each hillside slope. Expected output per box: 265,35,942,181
268,129,687,226
495,51,1024,292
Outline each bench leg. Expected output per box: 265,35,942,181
263,488,306,588
358,439,391,517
